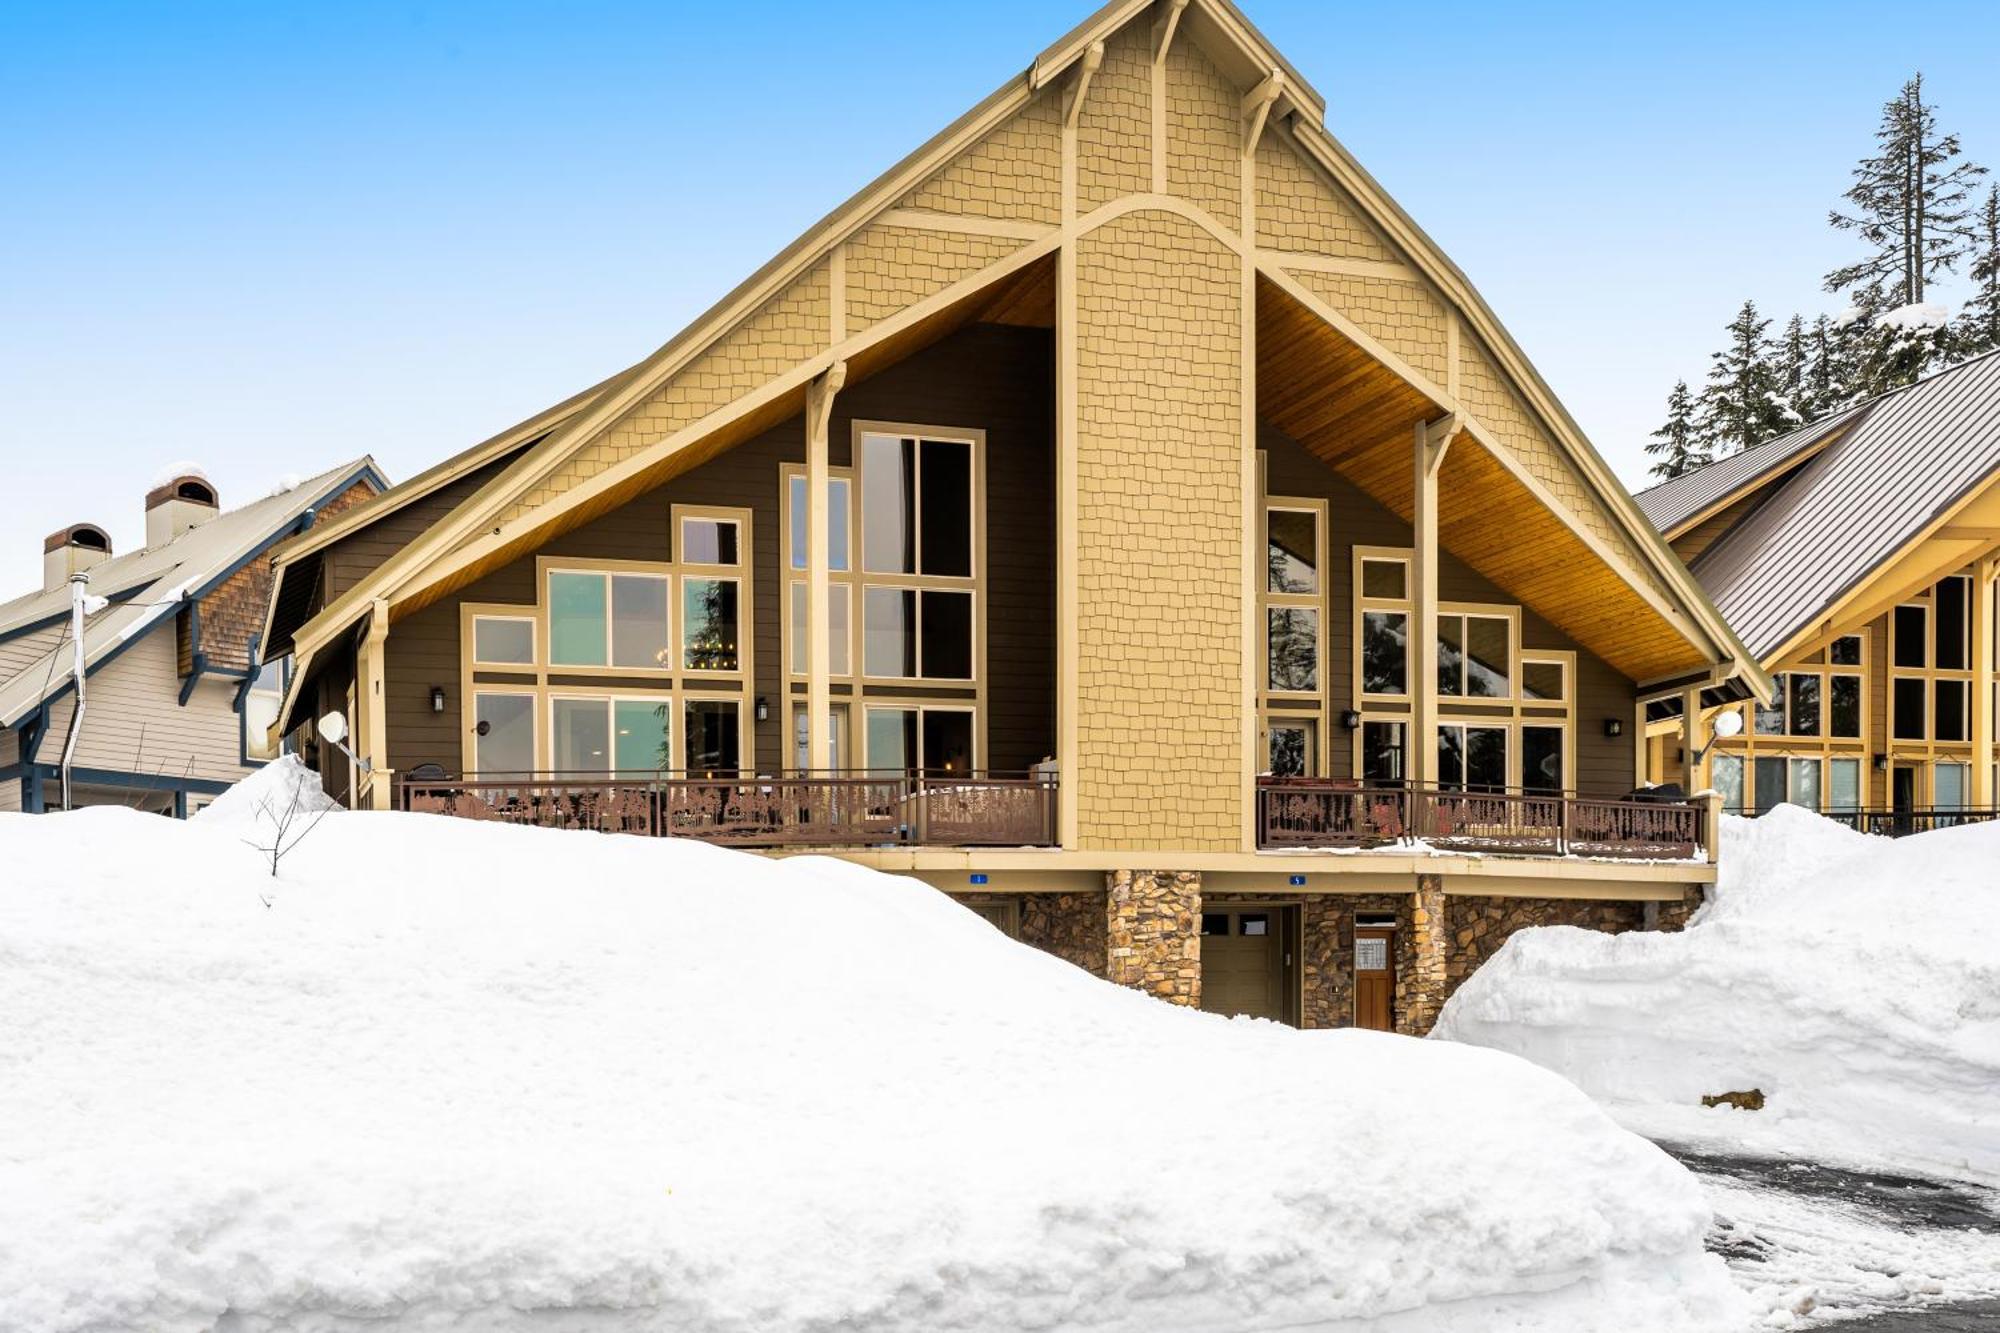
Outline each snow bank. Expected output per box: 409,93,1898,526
0,763,1745,1332
1436,807,2000,1182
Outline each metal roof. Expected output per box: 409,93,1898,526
1634,407,1865,534
1686,351,2000,660
0,458,381,728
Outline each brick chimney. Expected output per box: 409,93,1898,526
42,524,113,592
145,474,218,548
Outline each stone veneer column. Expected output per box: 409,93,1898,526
1106,871,1202,1005
1398,874,1449,1035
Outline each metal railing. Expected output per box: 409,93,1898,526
1256,779,1703,860
1821,807,1999,838
398,770,1061,849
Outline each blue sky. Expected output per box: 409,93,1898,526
5,0,1999,592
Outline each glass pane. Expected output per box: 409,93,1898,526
1362,721,1405,784
1466,727,1507,791
790,582,806,674
1268,722,1312,777
552,697,611,772
789,475,806,572
548,572,606,667
1522,659,1564,702
918,439,971,578
1466,617,1510,699
251,653,287,695
1201,913,1230,936
1362,612,1407,695
683,699,740,775
830,585,851,676
1240,913,1269,937
792,705,846,771
1935,762,1968,811
681,518,738,566
1788,757,1821,811
1438,727,1466,788
1711,753,1744,814
862,434,916,574
1893,677,1926,740
1522,725,1563,793
1830,675,1861,738
920,590,974,679
473,617,534,666
866,707,917,772
1829,635,1862,667
1754,687,1785,735
1935,578,1969,669
1893,604,1926,668
613,699,671,773
1936,680,1969,742
474,693,535,775
1787,674,1820,736
1828,758,1860,814
1266,509,1318,593
1361,559,1406,600
610,575,670,670
1267,607,1319,692
682,578,740,671
921,710,974,774
791,583,852,675
1753,757,1786,815
1438,615,1465,696
864,587,917,677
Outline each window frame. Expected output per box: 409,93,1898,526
780,463,859,685
469,613,538,671
543,562,676,678
1260,497,1327,703
852,422,984,690
547,689,677,776
861,701,981,775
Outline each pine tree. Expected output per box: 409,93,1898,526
1772,314,1811,427
1697,300,1791,452
1958,184,2000,355
1803,313,1859,417
1826,73,1986,309
1645,379,1710,480
1851,302,1956,395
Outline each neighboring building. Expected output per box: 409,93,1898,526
0,461,384,816
261,0,1765,1033
1638,351,2000,828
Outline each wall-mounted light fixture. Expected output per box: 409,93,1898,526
430,685,446,714
1873,753,1887,772
1339,709,1362,731
754,696,769,723
1603,717,1624,738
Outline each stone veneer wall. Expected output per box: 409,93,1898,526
1442,895,1650,1000
1106,870,1202,1005
1650,885,1707,933
1019,891,1108,978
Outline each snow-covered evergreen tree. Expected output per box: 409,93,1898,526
1958,184,2000,356
1697,300,1791,452
1802,313,1860,419
1826,73,1986,308
1645,379,1711,480
1772,315,1811,427
1850,300,1957,395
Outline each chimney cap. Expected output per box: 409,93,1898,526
144,475,218,511
43,523,112,556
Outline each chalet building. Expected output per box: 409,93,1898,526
1639,351,2000,830
0,461,383,816
260,0,1766,1033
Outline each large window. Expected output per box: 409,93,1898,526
865,705,975,774
1263,504,1323,698
474,692,535,775
549,570,672,671
1267,717,1317,777
684,698,741,775
783,469,857,680
858,430,978,682
550,696,672,773
1437,613,1511,699
1361,721,1405,785
1438,724,1508,792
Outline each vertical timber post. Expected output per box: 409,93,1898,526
1409,416,1458,791
1973,554,1996,810
805,362,846,773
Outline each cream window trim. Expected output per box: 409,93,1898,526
860,700,982,774
672,503,750,571
780,463,861,687
1435,602,1522,705
539,557,677,679
546,688,677,775
1260,495,1328,705
1259,708,1322,779
464,604,539,673
466,685,540,779
1352,545,1413,704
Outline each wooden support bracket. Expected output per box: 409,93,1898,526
1154,0,1190,65
1065,40,1106,129
1241,69,1285,156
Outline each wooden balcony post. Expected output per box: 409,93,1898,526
1974,555,1996,809
356,597,393,811
1681,685,1703,794
805,361,847,773
1409,415,1459,789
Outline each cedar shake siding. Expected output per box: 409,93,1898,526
384,323,1056,779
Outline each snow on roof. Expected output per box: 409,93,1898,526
0,457,381,728
0,788,1744,1329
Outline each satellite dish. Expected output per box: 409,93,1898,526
318,710,349,745
1712,709,1744,739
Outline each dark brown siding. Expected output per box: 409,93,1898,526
323,455,523,603
387,324,1056,777
1261,424,1639,795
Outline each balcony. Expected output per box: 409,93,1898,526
1256,779,1707,861
399,771,1060,849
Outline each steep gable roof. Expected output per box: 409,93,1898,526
1687,350,2000,660
0,458,383,729
1635,407,1867,536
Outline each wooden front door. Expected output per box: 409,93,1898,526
1353,926,1396,1031
1200,908,1294,1022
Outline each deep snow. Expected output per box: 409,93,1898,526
1436,806,2000,1183
0,761,1749,1332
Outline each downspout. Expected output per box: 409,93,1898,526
58,572,88,811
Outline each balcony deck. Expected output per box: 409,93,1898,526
1256,779,1709,861
399,771,1061,849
